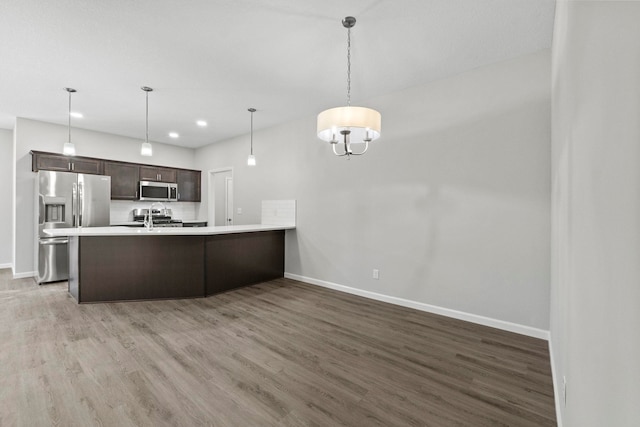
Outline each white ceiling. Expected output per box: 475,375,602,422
0,0,555,148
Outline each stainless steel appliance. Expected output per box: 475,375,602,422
37,171,111,283
139,181,178,202
132,208,183,227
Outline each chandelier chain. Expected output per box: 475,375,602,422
346,25,351,106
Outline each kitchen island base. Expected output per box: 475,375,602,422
205,231,284,295
68,230,285,303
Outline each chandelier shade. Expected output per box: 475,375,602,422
317,106,381,144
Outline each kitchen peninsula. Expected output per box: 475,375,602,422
45,225,294,303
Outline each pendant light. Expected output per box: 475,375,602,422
62,88,77,156
140,86,153,156
317,16,381,158
247,108,256,166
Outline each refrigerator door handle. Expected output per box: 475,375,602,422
78,181,83,227
72,182,78,227
40,238,69,245
38,194,45,225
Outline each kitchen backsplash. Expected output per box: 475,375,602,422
261,200,296,226
110,200,199,223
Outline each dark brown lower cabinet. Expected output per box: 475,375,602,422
68,230,285,303
69,235,205,303
206,231,284,295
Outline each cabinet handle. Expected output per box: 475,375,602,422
68,162,71,171
71,163,75,171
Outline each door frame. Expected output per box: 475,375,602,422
207,167,234,226
225,177,234,226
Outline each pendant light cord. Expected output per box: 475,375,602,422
248,107,256,156
145,90,149,144
68,90,72,143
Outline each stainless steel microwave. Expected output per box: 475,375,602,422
139,181,178,202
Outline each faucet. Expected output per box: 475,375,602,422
144,202,166,230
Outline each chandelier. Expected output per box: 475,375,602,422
316,16,381,158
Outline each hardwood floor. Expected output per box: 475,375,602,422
0,269,556,426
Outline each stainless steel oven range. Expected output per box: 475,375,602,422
132,208,183,227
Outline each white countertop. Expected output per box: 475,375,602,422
44,224,295,237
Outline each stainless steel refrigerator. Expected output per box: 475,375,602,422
37,171,111,283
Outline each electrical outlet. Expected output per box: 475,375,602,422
563,376,567,407
372,269,379,279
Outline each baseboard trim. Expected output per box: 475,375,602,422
13,270,37,280
0,263,12,270
548,336,563,427
284,272,550,340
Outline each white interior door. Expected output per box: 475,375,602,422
209,168,233,226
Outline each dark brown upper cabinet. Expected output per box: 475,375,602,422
31,151,103,175
177,169,201,202
104,161,140,200
139,166,177,183
31,150,200,202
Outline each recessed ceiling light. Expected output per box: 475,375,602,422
70,112,83,118
169,132,179,138
196,120,207,127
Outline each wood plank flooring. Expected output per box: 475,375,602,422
0,269,556,426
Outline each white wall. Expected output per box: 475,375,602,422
196,50,551,332
13,118,197,276
0,128,13,268
551,2,640,426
